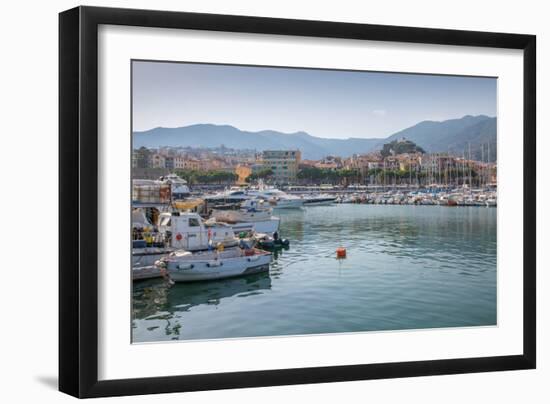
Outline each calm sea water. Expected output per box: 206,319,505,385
132,205,497,342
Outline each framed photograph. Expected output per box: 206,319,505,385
59,6,536,398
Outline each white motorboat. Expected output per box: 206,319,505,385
157,247,272,282
204,188,250,204
248,188,304,209
159,173,191,200
420,198,435,205
211,199,273,223
302,194,337,206
208,199,280,234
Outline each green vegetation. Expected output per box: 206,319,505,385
174,169,238,184
245,168,274,183
297,167,360,184
133,146,151,168
380,139,425,158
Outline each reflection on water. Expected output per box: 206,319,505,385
132,205,497,342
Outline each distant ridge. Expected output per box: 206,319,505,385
133,115,497,161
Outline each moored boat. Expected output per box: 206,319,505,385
208,199,280,233
302,194,337,206
485,198,497,207
255,233,290,250
248,188,304,209
157,247,272,282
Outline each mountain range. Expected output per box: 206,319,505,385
133,115,497,161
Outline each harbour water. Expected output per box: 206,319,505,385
132,204,497,342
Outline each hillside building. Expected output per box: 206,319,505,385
262,150,301,182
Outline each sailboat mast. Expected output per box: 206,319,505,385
468,142,472,190
480,143,485,187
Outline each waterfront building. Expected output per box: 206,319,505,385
314,161,339,170
383,156,401,170
199,157,228,171
164,156,175,170
300,159,318,167
396,153,422,171
184,159,201,171
250,163,264,174
173,156,186,169
262,150,301,182
148,153,166,169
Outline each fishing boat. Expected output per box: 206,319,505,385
157,247,272,282
158,211,240,251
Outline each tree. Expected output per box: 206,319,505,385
245,168,274,183
296,167,361,185
380,139,425,158
134,147,151,168
174,169,237,184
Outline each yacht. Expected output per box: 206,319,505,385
302,193,337,206
248,188,304,209
158,173,190,200
204,188,250,204
209,199,280,234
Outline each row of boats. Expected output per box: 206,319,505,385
132,175,496,284
132,185,327,283
335,189,497,207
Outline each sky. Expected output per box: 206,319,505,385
132,60,497,139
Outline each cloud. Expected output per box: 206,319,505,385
372,109,387,116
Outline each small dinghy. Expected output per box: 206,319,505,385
255,233,290,250
156,247,272,282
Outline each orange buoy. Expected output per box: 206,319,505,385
336,247,347,258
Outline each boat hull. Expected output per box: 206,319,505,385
132,247,172,280
225,217,280,234
303,197,337,206
271,199,304,209
132,248,172,265
133,265,163,280
166,252,271,282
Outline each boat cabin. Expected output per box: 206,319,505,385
158,211,237,251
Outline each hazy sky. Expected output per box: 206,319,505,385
132,60,496,139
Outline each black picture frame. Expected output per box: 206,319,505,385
59,5,536,398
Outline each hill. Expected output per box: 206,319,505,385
380,139,426,157
133,115,497,161
378,115,496,161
